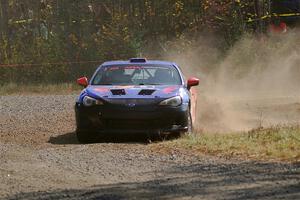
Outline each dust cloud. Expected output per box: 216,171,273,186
163,30,300,132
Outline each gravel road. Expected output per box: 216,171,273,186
0,95,299,199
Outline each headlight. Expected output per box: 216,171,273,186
83,96,104,106
159,96,182,107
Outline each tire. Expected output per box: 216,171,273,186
177,109,193,137
187,110,193,134
76,130,97,144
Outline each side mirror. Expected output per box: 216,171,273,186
77,77,88,87
187,77,199,90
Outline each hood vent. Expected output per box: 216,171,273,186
138,89,155,95
111,89,126,95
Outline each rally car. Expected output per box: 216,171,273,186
75,58,199,143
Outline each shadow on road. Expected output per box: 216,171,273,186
48,131,180,145
48,132,79,145
5,161,300,200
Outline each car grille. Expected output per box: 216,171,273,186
104,119,169,130
106,120,158,130
105,98,161,112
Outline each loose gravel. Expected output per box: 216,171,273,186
0,95,299,199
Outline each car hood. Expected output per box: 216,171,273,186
85,85,183,99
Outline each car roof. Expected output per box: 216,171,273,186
102,60,176,66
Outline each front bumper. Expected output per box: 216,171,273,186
75,102,189,134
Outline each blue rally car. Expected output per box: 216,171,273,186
75,58,199,143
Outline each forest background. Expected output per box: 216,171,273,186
0,0,298,84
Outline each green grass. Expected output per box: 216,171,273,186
0,83,82,95
162,126,300,162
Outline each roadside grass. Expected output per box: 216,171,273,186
0,83,81,95
161,126,300,162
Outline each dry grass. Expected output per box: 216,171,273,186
162,126,300,162
0,83,81,95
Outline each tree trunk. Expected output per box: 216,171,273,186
0,0,8,38
0,0,10,59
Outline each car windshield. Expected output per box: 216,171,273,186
91,65,182,85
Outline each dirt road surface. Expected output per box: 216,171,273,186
0,95,300,199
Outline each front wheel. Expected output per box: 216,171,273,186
76,130,97,144
176,109,193,138
187,110,193,134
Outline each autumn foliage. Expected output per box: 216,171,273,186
0,1,266,84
